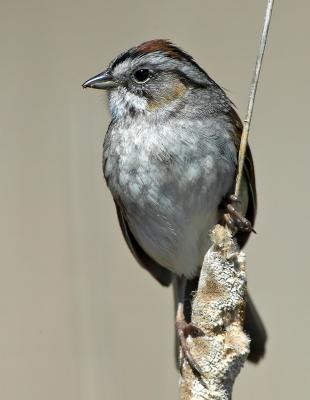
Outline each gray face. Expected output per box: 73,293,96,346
83,46,213,119
108,58,188,118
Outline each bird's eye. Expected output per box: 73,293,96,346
133,69,151,83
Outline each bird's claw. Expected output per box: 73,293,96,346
176,320,205,376
223,194,254,233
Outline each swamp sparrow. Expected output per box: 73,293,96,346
83,40,266,369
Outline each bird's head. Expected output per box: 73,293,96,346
82,39,213,119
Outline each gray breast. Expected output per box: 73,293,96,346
103,116,237,278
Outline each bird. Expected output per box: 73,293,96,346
82,39,267,370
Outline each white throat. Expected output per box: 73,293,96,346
108,87,148,119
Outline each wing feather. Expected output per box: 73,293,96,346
229,109,257,248
114,201,172,286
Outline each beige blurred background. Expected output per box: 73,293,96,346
1,0,309,399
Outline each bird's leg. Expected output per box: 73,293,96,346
222,194,254,233
175,277,204,376
176,303,205,375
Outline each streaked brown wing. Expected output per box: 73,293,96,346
114,201,172,286
234,144,257,248
230,109,257,248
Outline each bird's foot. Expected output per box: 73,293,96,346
222,194,255,233
176,319,205,376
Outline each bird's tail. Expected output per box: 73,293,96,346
244,292,267,362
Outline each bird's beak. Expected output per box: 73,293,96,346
82,70,118,90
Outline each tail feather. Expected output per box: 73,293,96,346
244,292,267,363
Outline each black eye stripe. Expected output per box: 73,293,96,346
133,69,150,83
